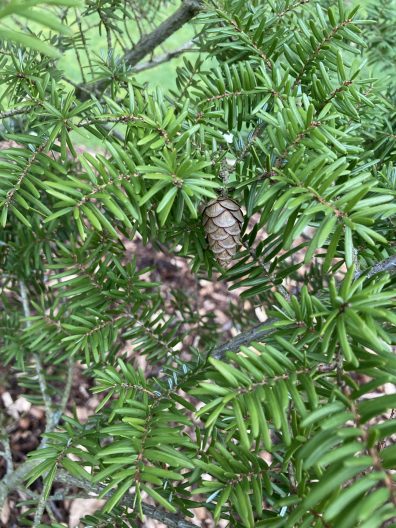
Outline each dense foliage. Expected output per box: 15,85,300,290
0,0,395,527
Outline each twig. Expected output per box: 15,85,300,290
0,424,13,476
352,248,361,278
4,143,47,210
19,280,56,527
76,116,128,142
217,8,272,69
276,0,310,17
19,281,53,421
236,122,266,162
62,76,91,95
33,489,47,528
133,41,195,72
209,318,278,359
98,8,112,53
0,458,38,511
46,501,59,523
346,389,396,507
75,0,203,100
45,356,75,433
55,470,197,528
355,254,396,279
0,107,33,120
60,357,74,414
293,18,354,86
76,10,94,77
124,0,201,66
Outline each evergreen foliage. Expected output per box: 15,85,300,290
0,0,395,526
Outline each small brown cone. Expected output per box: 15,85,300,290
203,197,242,268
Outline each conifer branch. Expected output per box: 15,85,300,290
5,143,47,210
319,79,353,110
210,253,396,361
60,357,74,415
1,0,395,525
276,0,310,17
76,0,203,100
0,287,75,516
0,368,74,518
55,471,198,528
293,17,355,86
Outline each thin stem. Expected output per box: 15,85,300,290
17,284,75,526
236,122,266,162
347,390,396,506
352,248,361,278
19,281,53,421
33,489,47,528
0,107,33,120
0,460,38,511
276,0,310,17
5,143,47,210
209,319,278,359
60,357,74,414
0,424,13,476
98,8,112,53
76,9,94,77
133,41,195,72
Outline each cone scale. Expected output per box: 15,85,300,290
202,197,243,267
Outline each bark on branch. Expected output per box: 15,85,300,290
76,0,203,101
0,459,38,512
209,318,279,359
355,254,396,279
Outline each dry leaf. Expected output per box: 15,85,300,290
68,498,105,528
0,498,10,525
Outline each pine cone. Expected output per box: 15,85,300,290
203,197,243,268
